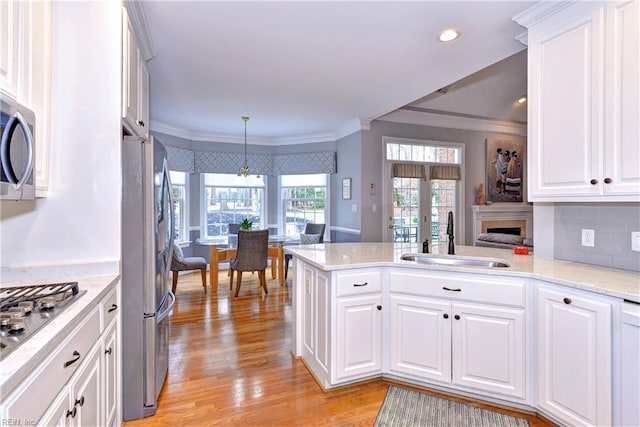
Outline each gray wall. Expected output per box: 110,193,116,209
332,131,362,242
554,203,640,272
366,120,528,244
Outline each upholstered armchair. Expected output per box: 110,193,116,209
229,229,269,297
170,243,207,295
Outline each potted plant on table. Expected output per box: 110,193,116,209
240,218,253,230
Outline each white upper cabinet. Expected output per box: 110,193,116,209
517,1,640,201
1,0,51,196
122,7,149,137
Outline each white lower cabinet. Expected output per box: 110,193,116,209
536,284,613,427
388,270,526,401
1,283,120,426
335,293,382,382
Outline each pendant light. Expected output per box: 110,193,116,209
236,116,264,187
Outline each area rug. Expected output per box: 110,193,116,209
374,385,530,427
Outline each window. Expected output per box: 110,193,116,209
202,173,265,241
170,171,188,242
281,174,328,239
384,138,463,244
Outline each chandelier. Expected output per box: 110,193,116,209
236,116,264,187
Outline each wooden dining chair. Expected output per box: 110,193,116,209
229,229,269,297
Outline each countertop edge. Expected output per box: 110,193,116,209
0,274,120,397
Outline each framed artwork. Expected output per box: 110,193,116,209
342,178,352,200
485,138,525,203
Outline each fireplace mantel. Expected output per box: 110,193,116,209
471,204,534,243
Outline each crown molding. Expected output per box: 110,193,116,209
150,118,371,145
378,108,527,136
515,31,528,46
512,1,575,29
124,0,155,61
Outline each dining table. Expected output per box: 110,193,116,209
197,235,291,292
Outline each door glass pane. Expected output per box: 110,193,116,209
431,179,456,242
393,177,419,242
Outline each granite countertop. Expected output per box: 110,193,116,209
0,274,119,396
285,243,640,303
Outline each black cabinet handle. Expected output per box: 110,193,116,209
75,396,85,407
443,287,462,292
108,304,118,313
66,407,76,418
64,351,81,368
563,297,572,305
105,347,112,355
376,305,382,311
454,314,461,320
137,120,145,127
590,179,598,185
604,177,612,184
353,282,368,287
443,313,449,319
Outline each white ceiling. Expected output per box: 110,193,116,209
140,1,534,143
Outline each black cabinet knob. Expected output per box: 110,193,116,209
105,347,112,355
563,297,572,305
604,177,612,184
376,305,382,311
454,314,460,320
443,313,449,319
137,120,145,127
590,179,598,185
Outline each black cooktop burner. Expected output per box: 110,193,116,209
0,282,85,360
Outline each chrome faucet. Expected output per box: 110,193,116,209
447,211,455,255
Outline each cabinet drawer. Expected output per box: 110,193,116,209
101,287,119,328
335,270,381,297
389,270,525,307
3,307,101,423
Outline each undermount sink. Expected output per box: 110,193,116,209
400,253,511,268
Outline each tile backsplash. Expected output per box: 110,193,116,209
554,203,640,272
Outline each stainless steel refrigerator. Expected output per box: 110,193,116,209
121,135,175,420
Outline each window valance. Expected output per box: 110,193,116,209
165,145,336,176
165,146,195,173
392,163,425,179
430,165,461,180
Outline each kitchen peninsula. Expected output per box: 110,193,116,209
286,242,640,427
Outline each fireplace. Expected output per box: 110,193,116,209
471,205,533,246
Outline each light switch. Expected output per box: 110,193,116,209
632,231,640,252
372,204,377,212
352,204,358,212
581,229,595,247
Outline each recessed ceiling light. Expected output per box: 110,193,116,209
438,29,460,42
517,95,527,104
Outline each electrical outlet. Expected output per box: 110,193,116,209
581,229,595,247
632,231,640,252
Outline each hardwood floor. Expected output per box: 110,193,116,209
123,270,554,426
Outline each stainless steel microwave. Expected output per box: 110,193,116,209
0,94,35,200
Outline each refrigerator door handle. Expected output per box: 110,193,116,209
157,290,175,323
143,314,156,407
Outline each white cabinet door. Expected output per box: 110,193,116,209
314,271,330,372
335,294,382,382
0,0,21,98
528,5,604,199
452,303,526,399
604,0,640,196
37,388,72,427
103,320,118,427
137,58,149,136
71,344,102,427
536,285,612,427
301,263,315,358
388,294,451,383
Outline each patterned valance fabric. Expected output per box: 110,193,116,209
273,152,336,175
392,163,425,179
166,146,337,175
430,165,461,180
165,146,195,173
195,151,274,175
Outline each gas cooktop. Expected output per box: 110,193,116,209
0,282,86,360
